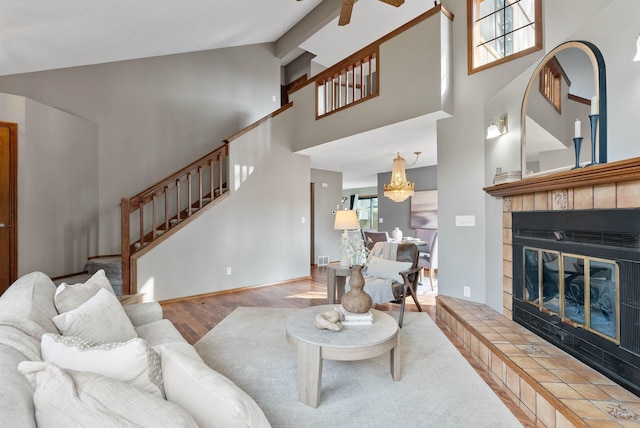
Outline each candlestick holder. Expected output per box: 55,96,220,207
572,137,583,169
587,114,599,166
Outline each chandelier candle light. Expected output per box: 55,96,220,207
384,153,415,202
588,95,599,166
573,118,583,169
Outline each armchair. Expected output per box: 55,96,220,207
352,242,422,327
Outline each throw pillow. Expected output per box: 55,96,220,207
52,288,137,344
366,256,412,283
41,333,164,398
18,361,197,428
54,269,115,314
157,342,271,428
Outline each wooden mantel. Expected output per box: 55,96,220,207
484,156,640,197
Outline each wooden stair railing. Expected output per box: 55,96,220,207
121,142,229,295
316,48,378,118
289,4,453,119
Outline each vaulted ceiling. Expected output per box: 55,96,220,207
1,0,439,188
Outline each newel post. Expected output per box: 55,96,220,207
120,198,132,295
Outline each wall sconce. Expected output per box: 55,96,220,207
634,34,640,62
486,116,508,139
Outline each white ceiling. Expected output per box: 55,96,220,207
301,0,433,68
299,114,439,189
0,0,440,189
0,0,324,76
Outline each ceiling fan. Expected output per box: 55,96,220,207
298,0,405,26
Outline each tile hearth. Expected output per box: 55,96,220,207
437,296,640,428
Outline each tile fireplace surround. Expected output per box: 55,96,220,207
437,157,640,428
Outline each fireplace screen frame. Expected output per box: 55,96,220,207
512,208,640,397
522,245,620,344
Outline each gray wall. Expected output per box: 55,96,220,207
0,43,282,258
137,108,310,301
3,0,638,312
377,165,438,237
284,51,316,85
437,0,549,307
440,0,637,311
311,169,343,264
290,13,452,152
0,93,99,277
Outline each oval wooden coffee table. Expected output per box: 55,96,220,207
285,304,400,408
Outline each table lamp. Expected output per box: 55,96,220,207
334,210,359,266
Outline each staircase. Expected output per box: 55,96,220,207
120,143,229,295
52,256,123,295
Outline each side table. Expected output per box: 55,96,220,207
326,262,351,304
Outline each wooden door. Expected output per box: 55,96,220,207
0,122,17,294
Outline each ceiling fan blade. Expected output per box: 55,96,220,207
380,0,405,6
338,0,355,26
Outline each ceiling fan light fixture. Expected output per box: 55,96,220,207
338,0,355,26
337,0,405,26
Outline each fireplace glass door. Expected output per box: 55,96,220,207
523,247,619,342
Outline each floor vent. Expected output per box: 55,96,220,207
317,255,329,266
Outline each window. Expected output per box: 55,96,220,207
355,197,378,230
468,0,542,74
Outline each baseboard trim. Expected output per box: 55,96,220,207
158,275,313,305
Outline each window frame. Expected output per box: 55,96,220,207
467,0,543,75
354,196,378,230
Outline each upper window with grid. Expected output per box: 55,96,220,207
468,0,542,74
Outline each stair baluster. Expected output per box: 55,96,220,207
120,143,229,294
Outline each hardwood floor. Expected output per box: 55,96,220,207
160,265,436,345
160,265,534,427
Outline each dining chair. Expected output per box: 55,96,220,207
362,230,390,250
415,229,438,291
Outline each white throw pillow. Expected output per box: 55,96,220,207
52,288,137,344
55,269,115,314
18,361,197,428
366,256,412,283
157,342,271,428
41,333,164,398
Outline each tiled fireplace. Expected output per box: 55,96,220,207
512,208,640,396
436,157,640,427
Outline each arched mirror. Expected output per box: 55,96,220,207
521,41,607,177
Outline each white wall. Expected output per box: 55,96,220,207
574,0,640,162
0,93,98,277
136,108,310,301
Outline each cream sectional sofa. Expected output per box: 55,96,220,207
0,271,270,428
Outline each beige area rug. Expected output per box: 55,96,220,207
194,307,523,428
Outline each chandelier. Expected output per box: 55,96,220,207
383,152,416,202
